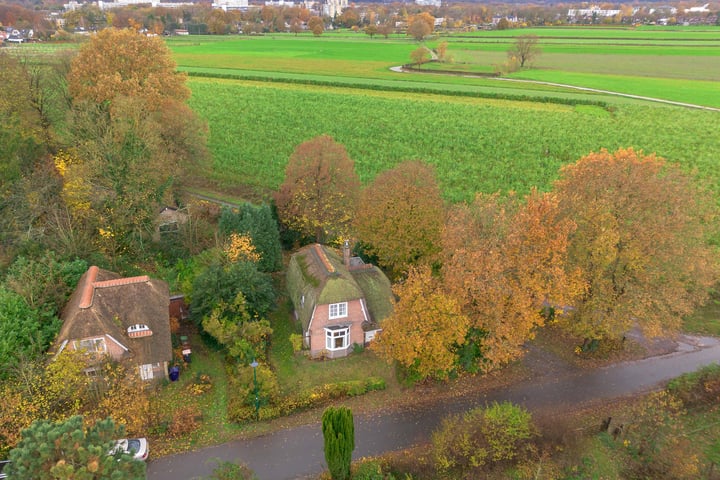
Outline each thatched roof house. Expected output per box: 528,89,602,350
287,243,392,358
54,266,172,381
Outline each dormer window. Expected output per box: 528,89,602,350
75,337,107,354
127,324,153,338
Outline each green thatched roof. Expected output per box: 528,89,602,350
286,244,392,331
352,267,393,324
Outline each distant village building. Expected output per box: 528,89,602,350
648,5,678,15
265,0,296,6
323,0,347,19
416,0,441,7
95,0,195,10
213,0,249,11
685,3,710,13
492,14,520,25
567,5,621,19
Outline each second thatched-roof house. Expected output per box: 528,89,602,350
287,242,393,359
54,266,173,381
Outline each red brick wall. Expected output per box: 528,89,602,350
308,299,367,357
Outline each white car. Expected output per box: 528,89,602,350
110,438,149,462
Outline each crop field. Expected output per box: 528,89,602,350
9,30,718,203
173,27,720,202
188,77,720,203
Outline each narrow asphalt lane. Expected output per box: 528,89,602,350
148,336,720,480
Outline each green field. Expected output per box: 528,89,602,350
168,28,720,107
171,28,720,201
13,29,720,202
188,77,720,203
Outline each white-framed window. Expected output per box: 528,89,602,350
328,302,348,319
75,337,107,354
325,326,350,351
139,363,154,380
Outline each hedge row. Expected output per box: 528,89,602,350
229,376,387,422
666,363,720,408
186,71,611,109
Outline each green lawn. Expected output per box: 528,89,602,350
684,293,720,336
269,298,396,396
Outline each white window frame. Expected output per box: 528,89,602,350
139,363,154,380
325,326,350,351
328,302,348,320
75,337,107,354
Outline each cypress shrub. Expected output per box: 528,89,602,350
322,406,355,480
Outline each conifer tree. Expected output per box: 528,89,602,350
322,406,355,480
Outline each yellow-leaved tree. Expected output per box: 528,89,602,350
68,27,189,108
63,28,208,263
354,160,444,279
373,265,469,381
554,148,719,340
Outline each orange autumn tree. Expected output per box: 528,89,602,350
354,161,444,279
373,265,469,381
442,190,582,371
68,27,190,109
554,148,719,341
275,135,360,243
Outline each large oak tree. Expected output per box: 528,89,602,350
442,191,582,370
68,27,189,108
63,28,208,261
554,148,719,340
275,135,360,243
354,161,444,279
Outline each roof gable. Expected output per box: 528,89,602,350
286,244,392,330
56,266,171,367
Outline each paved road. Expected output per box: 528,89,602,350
148,335,720,480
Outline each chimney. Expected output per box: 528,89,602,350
343,239,351,269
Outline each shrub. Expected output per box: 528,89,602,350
431,402,536,478
666,363,720,408
228,376,386,422
365,377,386,392
352,460,396,480
620,391,699,479
289,333,304,352
206,459,258,480
323,406,355,480
167,405,202,437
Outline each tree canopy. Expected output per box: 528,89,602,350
275,135,360,243
218,203,283,272
373,266,470,381
553,148,719,340
68,27,189,108
7,415,145,480
62,28,208,262
354,161,444,279
442,191,581,370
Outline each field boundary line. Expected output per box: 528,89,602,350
391,66,720,112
